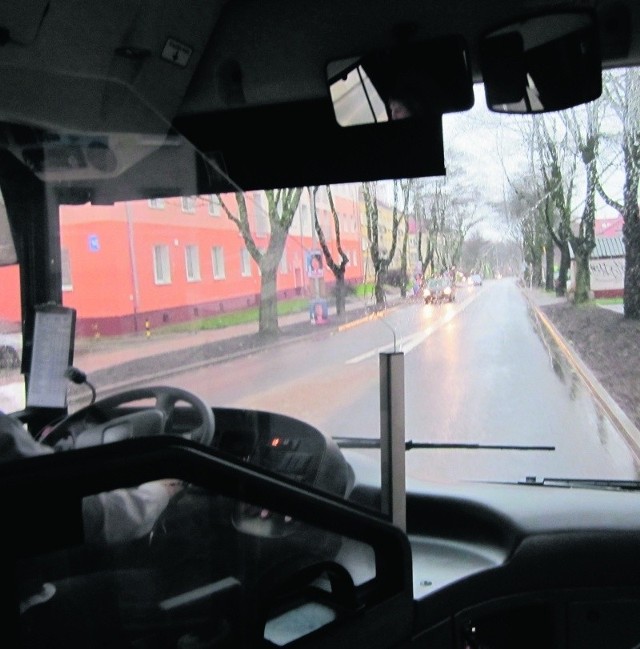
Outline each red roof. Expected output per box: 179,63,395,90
595,215,624,237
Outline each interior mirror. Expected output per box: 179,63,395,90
327,36,474,127
480,10,601,113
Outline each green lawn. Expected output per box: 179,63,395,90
353,283,375,298
595,297,624,306
160,297,310,333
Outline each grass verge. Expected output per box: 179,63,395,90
160,298,310,333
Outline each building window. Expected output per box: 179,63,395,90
254,192,269,236
299,204,310,236
61,247,73,291
185,245,201,281
209,195,221,216
148,198,165,209
212,246,225,279
240,248,252,277
181,196,196,213
279,251,288,274
153,245,171,284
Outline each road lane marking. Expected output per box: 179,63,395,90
346,288,482,364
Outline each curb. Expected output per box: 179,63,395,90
522,289,640,462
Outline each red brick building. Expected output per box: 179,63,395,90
0,188,364,336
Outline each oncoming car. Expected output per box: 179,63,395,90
1,1,640,648
423,277,456,304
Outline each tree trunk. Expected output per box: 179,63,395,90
573,250,591,304
400,219,409,298
374,269,386,307
532,251,543,287
335,272,347,315
556,242,570,296
258,268,279,337
545,233,555,292
624,215,640,318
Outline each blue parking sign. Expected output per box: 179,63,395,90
88,235,100,252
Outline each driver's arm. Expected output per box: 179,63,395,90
1,409,183,546
82,479,183,544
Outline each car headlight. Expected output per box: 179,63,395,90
444,286,451,295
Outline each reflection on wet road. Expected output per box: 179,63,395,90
175,279,640,485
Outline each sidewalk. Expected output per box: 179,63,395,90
521,286,567,309
520,284,640,458
0,287,408,411
522,284,627,314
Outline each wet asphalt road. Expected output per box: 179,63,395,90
170,279,640,485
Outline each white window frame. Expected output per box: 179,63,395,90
212,246,225,279
240,248,252,277
181,196,196,213
61,247,73,291
300,204,310,236
254,192,270,237
153,245,172,284
185,245,201,282
209,194,221,216
148,198,165,209
279,251,288,274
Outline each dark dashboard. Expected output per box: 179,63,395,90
5,405,640,648
213,408,640,647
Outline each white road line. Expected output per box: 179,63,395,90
345,288,482,364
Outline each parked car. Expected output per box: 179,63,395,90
469,273,483,286
423,277,456,304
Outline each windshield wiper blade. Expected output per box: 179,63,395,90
524,477,640,490
333,437,555,452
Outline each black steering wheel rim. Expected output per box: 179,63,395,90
39,385,215,448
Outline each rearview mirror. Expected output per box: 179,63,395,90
480,10,601,113
327,36,474,127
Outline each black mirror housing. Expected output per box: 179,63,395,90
481,10,602,113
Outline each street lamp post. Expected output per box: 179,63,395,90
125,201,141,333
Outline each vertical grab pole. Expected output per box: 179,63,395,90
380,351,406,532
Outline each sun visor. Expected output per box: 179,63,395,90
0,0,223,134
174,100,446,194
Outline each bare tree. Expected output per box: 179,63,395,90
596,69,640,318
362,181,401,307
218,188,303,336
533,115,576,295
413,175,480,280
310,186,350,315
502,177,547,287
397,179,414,297
563,102,602,303
413,181,436,277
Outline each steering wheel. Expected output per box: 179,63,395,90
39,386,215,449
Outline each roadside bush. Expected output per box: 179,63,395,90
330,282,358,298
385,268,408,288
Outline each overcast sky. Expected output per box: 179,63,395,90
441,84,624,242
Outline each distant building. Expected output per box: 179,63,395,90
595,214,624,238
569,236,625,298
0,189,365,336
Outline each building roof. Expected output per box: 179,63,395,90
597,215,624,237
570,236,625,260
